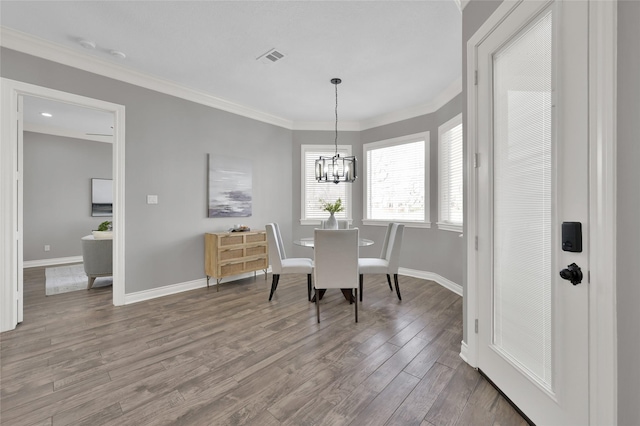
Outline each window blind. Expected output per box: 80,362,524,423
439,118,463,226
366,140,425,221
492,10,553,388
302,146,350,220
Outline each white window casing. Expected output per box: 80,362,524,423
363,132,430,228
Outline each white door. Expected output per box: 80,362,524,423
476,1,589,424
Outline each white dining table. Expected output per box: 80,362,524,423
294,237,374,248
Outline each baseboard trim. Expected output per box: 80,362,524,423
124,278,208,305
124,268,271,305
460,340,469,363
24,256,83,268
122,267,455,306
398,268,463,296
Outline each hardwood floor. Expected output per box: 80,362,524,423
1,266,528,425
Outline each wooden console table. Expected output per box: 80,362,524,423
204,230,268,291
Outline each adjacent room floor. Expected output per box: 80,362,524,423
1,267,528,425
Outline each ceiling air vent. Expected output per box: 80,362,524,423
257,48,285,65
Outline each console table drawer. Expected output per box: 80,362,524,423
220,261,245,276
219,235,244,247
220,248,244,261
245,245,267,257
245,257,268,271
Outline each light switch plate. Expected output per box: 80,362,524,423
147,195,158,204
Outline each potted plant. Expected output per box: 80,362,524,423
320,198,344,229
92,220,113,239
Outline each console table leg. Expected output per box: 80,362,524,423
216,278,222,292
206,276,210,287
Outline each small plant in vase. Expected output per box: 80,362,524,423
93,221,113,239
319,198,344,229
98,221,112,232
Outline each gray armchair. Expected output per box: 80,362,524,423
81,235,113,289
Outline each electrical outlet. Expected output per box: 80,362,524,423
147,195,158,204
44,245,50,252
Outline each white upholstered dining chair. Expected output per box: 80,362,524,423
313,228,359,323
358,223,404,301
266,223,314,301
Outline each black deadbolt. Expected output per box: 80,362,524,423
559,263,583,285
562,222,582,252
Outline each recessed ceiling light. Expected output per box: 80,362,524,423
41,112,52,117
109,50,126,60
79,39,96,49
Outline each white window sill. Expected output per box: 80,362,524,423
300,219,353,226
362,220,431,229
437,222,463,233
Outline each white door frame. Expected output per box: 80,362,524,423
463,1,617,424
0,78,126,332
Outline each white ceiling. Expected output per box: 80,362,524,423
23,96,114,142
1,1,462,128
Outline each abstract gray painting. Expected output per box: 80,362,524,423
208,155,252,218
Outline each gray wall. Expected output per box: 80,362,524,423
23,132,112,261
2,48,293,293
291,94,464,285
360,94,464,284
4,46,464,294
617,1,640,423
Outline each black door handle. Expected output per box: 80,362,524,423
559,263,583,285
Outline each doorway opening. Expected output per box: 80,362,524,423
0,78,126,332
22,95,115,301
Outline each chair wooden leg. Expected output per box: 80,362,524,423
307,274,312,301
87,276,96,290
359,274,364,302
393,274,401,300
386,274,393,291
316,289,320,323
354,289,358,323
268,274,280,301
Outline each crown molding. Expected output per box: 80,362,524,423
292,120,362,131
294,78,462,132
358,77,462,131
24,123,113,143
1,27,293,129
2,26,461,133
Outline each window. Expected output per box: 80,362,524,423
363,132,430,227
438,114,463,232
301,145,352,224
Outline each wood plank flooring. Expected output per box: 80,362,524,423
1,266,529,425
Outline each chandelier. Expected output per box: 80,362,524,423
315,78,357,183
